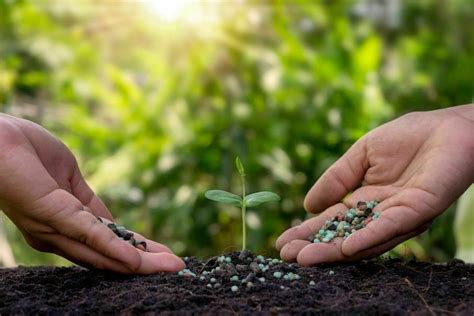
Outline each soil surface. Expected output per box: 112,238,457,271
0,253,473,315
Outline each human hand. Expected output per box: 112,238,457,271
276,104,474,265
0,114,185,274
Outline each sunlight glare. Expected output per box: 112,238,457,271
144,0,203,23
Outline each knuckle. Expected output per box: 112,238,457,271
127,262,141,274
327,168,349,193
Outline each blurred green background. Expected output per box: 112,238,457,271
0,0,473,267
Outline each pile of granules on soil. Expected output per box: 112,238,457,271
0,252,473,314
177,250,299,291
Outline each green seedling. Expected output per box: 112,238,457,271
205,157,280,250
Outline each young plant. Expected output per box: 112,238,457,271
205,157,280,250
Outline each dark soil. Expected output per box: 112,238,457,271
1,253,473,315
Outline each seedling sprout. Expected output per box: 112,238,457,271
205,157,280,250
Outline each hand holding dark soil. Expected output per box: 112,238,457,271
0,114,185,274
277,104,474,265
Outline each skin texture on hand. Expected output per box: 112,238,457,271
0,114,185,274
277,104,474,266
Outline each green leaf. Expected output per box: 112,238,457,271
235,156,245,176
245,192,280,208
205,190,242,207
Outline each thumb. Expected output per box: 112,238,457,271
304,137,368,213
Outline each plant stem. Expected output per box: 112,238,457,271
241,172,246,251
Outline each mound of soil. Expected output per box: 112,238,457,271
0,253,473,315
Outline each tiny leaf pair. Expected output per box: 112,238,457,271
205,157,280,250
204,190,280,208
205,190,242,207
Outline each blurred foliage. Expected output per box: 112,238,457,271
0,0,473,265
455,185,474,262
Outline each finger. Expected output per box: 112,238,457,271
19,213,174,271
70,165,113,220
48,234,135,274
304,138,369,213
139,252,186,273
129,231,173,254
374,187,440,219
95,217,173,254
349,224,429,260
296,225,428,266
341,203,428,257
275,203,348,251
47,234,184,274
280,240,311,262
20,229,56,253
296,238,345,266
